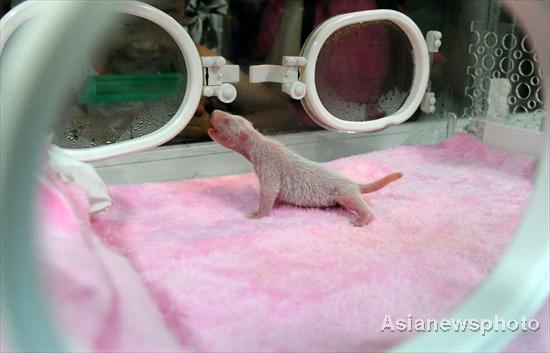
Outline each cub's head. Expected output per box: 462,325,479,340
208,110,256,151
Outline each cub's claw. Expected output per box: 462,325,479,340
351,214,373,227
248,212,266,219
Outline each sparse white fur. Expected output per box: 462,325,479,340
208,110,403,226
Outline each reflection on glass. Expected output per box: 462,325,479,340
52,14,186,149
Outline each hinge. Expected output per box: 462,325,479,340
201,56,239,103
249,56,307,100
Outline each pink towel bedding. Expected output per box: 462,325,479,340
35,134,547,352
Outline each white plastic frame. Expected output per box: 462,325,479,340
0,0,203,162
300,10,430,132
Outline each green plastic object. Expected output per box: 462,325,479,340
79,72,185,104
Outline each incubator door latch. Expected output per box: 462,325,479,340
249,56,307,100
201,56,239,103
420,30,442,113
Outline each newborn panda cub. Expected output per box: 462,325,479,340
207,110,402,226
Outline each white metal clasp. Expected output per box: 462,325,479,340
420,30,443,113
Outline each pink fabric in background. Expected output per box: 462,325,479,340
35,134,548,352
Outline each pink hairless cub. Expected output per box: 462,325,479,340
207,110,403,226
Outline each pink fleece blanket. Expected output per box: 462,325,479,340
36,134,548,352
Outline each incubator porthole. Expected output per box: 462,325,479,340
502,33,517,50
499,57,514,74
483,32,498,48
481,55,496,71
513,50,523,60
519,59,535,77
511,73,520,83
49,13,190,149
515,82,531,100
313,20,415,123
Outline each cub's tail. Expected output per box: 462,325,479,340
359,172,403,194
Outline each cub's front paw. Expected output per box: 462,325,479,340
350,214,373,227
248,212,265,219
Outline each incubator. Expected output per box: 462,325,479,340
0,0,548,352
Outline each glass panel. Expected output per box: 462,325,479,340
462,21,544,131
51,14,188,148
314,20,414,122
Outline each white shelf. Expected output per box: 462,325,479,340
93,118,447,184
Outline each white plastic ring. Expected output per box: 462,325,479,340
502,33,517,50
482,55,496,71
521,36,535,53
476,45,486,55
515,82,531,100
499,57,514,74
519,59,535,77
300,10,429,132
471,30,481,45
484,32,498,48
0,1,203,162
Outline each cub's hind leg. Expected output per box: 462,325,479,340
335,191,374,227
